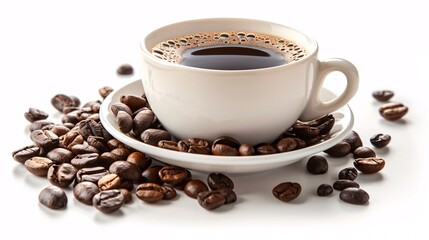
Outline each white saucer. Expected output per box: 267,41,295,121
100,80,354,173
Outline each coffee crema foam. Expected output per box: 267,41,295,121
151,31,307,64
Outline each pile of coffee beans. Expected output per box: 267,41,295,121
112,94,336,156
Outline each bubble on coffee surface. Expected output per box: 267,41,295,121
151,31,307,64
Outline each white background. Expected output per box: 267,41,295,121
1,0,428,239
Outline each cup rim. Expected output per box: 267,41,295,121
141,17,319,73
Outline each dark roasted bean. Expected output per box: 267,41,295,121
117,64,134,75
161,185,177,200
141,165,164,185
158,140,180,151
353,146,376,159
184,179,209,199
119,188,132,203
73,181,100,205
111,102,133,116
342,131,363,151
324,140,351,157
126,152,151,171
379,102,408,120
317,184,333,196
12,145,40,164
51,94,78,112
197,191,225,210
24,108,49,122
87,136,109,153
216,188,237,204
46,148,74,164
24,157,53,177
306,155,328,174
133,109,155,136
93,190,124,213
107,139,126,150
372,90,394,102
333,179,360,190
61,131,84,150
99,152,121,168
119,180,134,191
340,187,370,204
338,167,358,180
71,143,99,155
98,173,121,190
276,137,298,152
272,182,301,202
207,173,234,190
70,153,100,169
29,120,54,132
120,95,147,112
238,144,255,156
30,129,59,149
110,147,131,160
99,86,114,99
370,133,391,148
39,186,67,209
158,166,188,185
109,161,141,182
77,119,103,140
75,166,109,184
135,183,164,203
255,143,278,155
292,122,320,139
47,163,77,188
354,157,385,174
211,136,240,156
117,110,133,133
141,129,171,146
49,125,70,137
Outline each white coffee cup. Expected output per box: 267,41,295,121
140,18,359,145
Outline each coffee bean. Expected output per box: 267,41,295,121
333,179,360,190
49,125,70,137
141,165,164,185
98,173,121,190
51,94,79,112
24,108,49,123
141,128,171,146
46,148,75,164
276,137,298,152
99,86,114,99
178,138,211,154
73,181,100,205
111,102,133,117
110,147,131,160
126,152,151,171
120,95,147,112
119,188,132,203
75,166,109,184
353,146,376,158
255,143,278,155
39,186,67,209
119,180,135,191
372,90,394,102
135,183,165,203
272,182,301,202
109,161,141,182
161,185,177,200
197,191,226,210
207,173,234,190
99,152,122,168
107,139,126,150
306,155,328,174
379,102,408,121
311,114,335,135
116,111,133,133
71,153,100,169
29,120,55,132
324,141,351,157
159,166,189,185
317,184,333,196
86,136,109,153
61,131,84,150
338,167,358,180
24,157,53,177
93,189,124,213
354,157,385,173
12,145,40,164
71,143,99,155
184,179,209,199
343,131,363,151
339,187,369,205
158,140,180,151
216,188,237,204
77,119,103,140
370,133,391,148
47,163,78,188
292,122,320,139
117,64,134,75
211,136,240,156
238,144,255,156
30,129,59,149
132,108,155,136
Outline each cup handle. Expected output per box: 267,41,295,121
299,58,359,121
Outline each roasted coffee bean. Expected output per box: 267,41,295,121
98,173,121,190
119,188,132,203
135,183,165,203
77,119,103,140
141,129,171,146
61,131,84,150
197,191,226,210
309,114,335,135
354,157,385,173
24,108,49,123
75,166,109,184
379,102,408,120
276,137,298,152
340,187,370,204
211,136,240,156
161,185,177,200
71,143,99,155
159,166,188,185
30,129,59,149
82,100,100,109
99,152,122,168
333,179,360,190
62,106,80,115
324,140,351,157
292,122,320,139
73,181,100,205
62,111,80,125
272,182,301,202
126,152,151,171
93,189,124,213
49,125,70,137
120,95,147,112
238,144,255,156
141,165,164,185
184,180,209,199
338,167,358,180
46,148,74,164
343,131,363,151
255,143,278,155
12,145,40,164
51,94,79,112
71,153,100,169
133,109,155,135
207,173,234,190
317,184,333,196
158,140,180,151
39,186,67,209
117,64,134,75
370,133,391,148
99,86,114,99
117,111,133,133
24,157,53,177
47,163,77,188
187,145,211,155
110,147,131,160
29,120,54,132
177,138,210,154
87,136,109,153
353,146,376,159
107,139,125,150
119,180,134,191
372,90,394,102
306,155,328,174
111,102,133,117
109,161,141,182
216,188,237,204
187,138,210,149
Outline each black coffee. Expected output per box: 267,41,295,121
151,31,307,70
